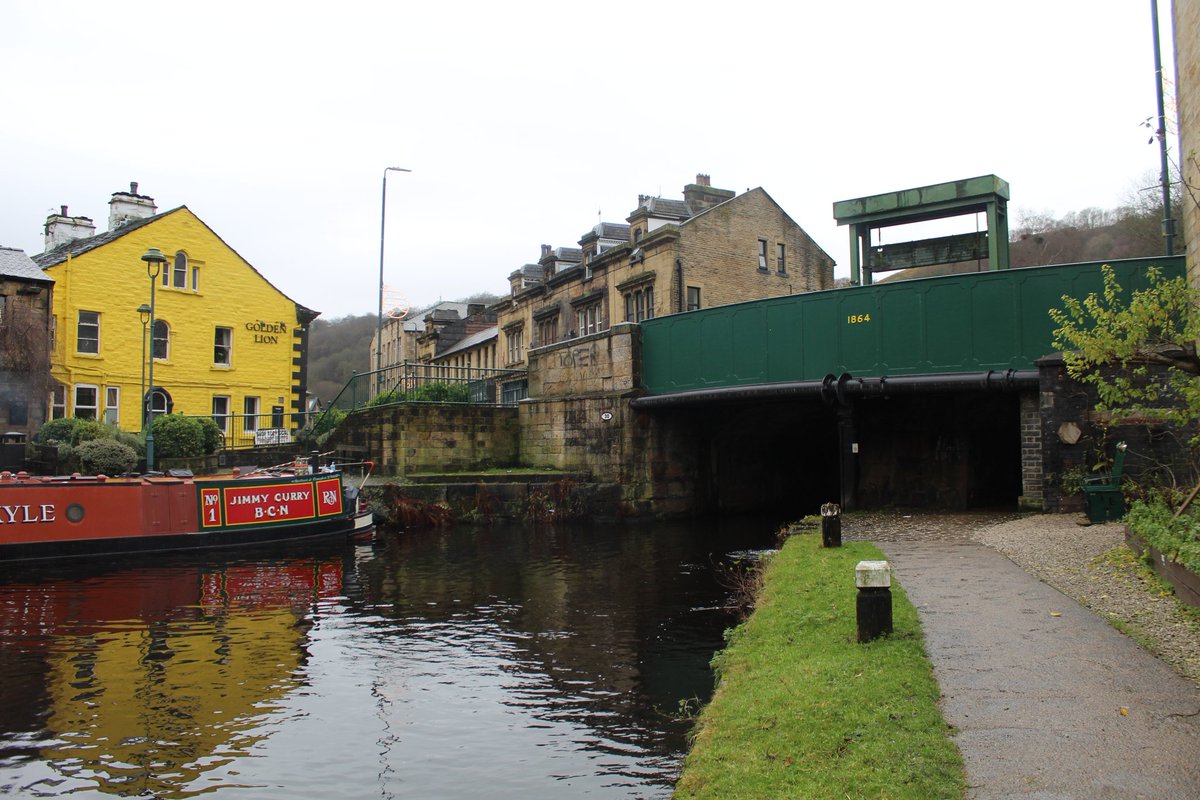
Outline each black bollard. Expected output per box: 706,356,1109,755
855,560,893,642
820,502,841,547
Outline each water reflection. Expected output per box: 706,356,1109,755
0,518,776,798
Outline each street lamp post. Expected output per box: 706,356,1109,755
141,248,167,472
378,166,411,394
137,303,151,431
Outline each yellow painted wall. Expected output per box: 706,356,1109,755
44,208,305,437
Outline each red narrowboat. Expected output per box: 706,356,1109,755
0,464,374,562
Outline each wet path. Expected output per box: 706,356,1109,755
874,520,1200,799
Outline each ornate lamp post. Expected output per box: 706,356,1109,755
140,247,167,472
137,303,151,431
377,166,411,393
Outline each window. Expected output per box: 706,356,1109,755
149,388,170,416
576,301,602,337
74,384,99,419
214,326,232,365
244,396,260,432
104,386,120,425
536,316,558,347
8,399,27,426
191,266,199,291
173,252,187,288
152,319,169,360
687,286,701,312
757,239,768,271
623,286,655,322
212,395,230,433
0,294,7,325
506,328,524,364
776,243,786,274
77,310,99,354
50,385,66,420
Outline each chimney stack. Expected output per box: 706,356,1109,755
43,206,96,251
108,181,157,230
684,173,735,214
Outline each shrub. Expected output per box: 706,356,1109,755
76,439,138,475
36,417,105,446
198,417,222,455
112,428,145,457
411,382,469,403
151,414,206,458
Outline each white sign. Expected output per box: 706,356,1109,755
254,428,293,445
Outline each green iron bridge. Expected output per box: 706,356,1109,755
634,256,1185,407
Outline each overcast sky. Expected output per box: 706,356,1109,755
0,1,1180,320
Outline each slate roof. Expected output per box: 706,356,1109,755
401,301,470,332
0,246,54,283
31,206,317,318
552,247,583,262
33,209,171,269
636,197,691,219
437,325,498,358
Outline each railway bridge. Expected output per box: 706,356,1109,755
628,256,1184,513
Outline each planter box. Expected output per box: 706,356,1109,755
1125,530,1200,611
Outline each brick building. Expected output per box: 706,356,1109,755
496,175,834,370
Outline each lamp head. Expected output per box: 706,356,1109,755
141,246,167,278
137,303,151,324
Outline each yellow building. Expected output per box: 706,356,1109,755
33,184,317,445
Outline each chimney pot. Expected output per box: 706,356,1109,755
130,181,138,194
540,244,551,258
696,173,711,187
61,205,68,216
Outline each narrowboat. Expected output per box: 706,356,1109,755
0,462,374,562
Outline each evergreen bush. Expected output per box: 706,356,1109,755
151,414,206,458
76,439,138,476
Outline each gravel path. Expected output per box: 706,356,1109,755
841,510,1200,686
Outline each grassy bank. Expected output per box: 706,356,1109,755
674,534,964,800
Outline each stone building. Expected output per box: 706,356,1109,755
0,246,54,444
496,175,835,369
33,184,317,445
371,301,469,373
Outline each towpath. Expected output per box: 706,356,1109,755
845,513,1200,799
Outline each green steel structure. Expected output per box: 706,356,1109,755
637,256,1185,402
833,174,1011,286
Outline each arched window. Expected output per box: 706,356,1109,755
143,387,174,424
173,252,187,288
152,319,169,360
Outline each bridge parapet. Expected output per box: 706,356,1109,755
639,256,1186,397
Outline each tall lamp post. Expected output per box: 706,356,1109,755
137,303,151,430
377,166,411,393
141,247,167,472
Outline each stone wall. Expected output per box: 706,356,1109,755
526,324,639,399
329,403,520,477
1176,0,1198,284
1037,355,1196,512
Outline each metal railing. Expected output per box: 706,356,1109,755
304,362,528,445
209,411,322,450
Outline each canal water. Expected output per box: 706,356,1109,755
0,518,777,798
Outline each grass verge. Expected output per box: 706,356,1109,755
674,534,964,800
